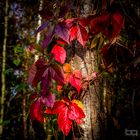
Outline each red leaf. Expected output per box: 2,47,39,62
55,22,70,43
111,11,124,39
28,58,47,87
41,68,52,95
46,99,85,136
41,64,64,95
46,101,66,114
64,18,75,28
89,12,110,35
49,99,72,135
89,10,124,40
45,108,53,114
27,63,37,85
68,102,85,123
41,92,55,108
30,92,38,101
69,25,77,42
69,75,81,93
77,24,88,47
58,107,72,136
69,70,82,93
78,17,88,27
51,44,66,64
32,59,47,87
56,38,67,46
101,43,110,55
30,99,45,122
50,64,65,84
112,11,124,24
35,58,46,68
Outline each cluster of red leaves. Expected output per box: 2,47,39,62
28,58,64,94
28,3,125,136
28,58,64,122
89,10,124,68
37,10,124,49
37,17,88,49
46,97,85,136
30,92,55,122
89,10,124,40
63,63,82,93
28,57,85,135
28,58,84,129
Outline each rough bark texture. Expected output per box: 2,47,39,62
71,48,104,140
70,1,106,139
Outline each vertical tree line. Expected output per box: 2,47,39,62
0,0,8,137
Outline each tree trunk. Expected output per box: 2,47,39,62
71,48,105,140
0,0,8,137
70,0,106,139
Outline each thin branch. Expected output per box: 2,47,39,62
119,0,136,25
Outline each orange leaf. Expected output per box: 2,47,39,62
56,84,63,93
63,63,72,73
72,99,84,110
73,70,82,79
64,73,71,83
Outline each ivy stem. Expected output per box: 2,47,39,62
72,122,76,140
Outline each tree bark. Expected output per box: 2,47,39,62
71,48,103,140
71,0,106,139
0,0,8,137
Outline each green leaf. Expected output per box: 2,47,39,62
0,120,10,126
13,59,21,66
14,45,23,53
90,33,104,49
16,83,27,92
4,68,13,75
90,36,99,49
